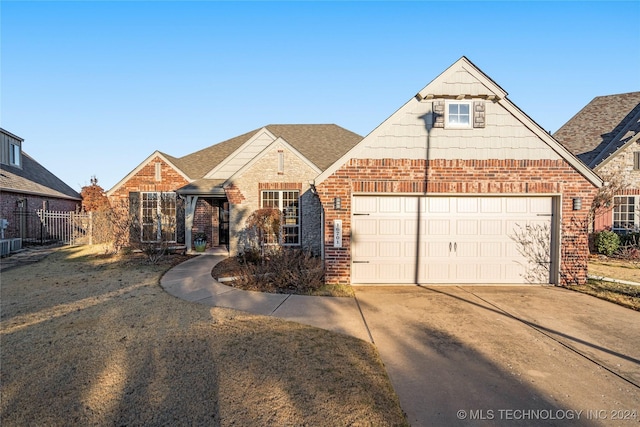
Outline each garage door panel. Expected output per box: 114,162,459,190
427,241,450,257
428,219,450,235
379,242,402,257
354,219,377,235
379,219,401,235
455,242,478,257
456,219,478,235
404,219,426,235
379,197,402,213
351,196,554,285
428,198,450,213
456,198,479,213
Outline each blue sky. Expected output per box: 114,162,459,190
2,1,639,192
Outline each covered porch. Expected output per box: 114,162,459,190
177,180,229,254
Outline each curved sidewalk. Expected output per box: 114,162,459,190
160,254,373,342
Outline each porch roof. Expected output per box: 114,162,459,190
176,179,226,196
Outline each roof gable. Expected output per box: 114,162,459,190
317,57,602,187
226,136,322,184
553,92,640,168
416,56,507,101
106,151,190,196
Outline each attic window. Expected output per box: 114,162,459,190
634,152,640,170
445,101,471,129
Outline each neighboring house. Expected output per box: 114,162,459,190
314,57,601,286
0,128,82,240
106,124,362,254
553,92,640,233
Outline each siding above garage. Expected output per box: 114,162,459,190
360,98,563,161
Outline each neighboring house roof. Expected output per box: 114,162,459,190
0,151,82,201
553,92,640,169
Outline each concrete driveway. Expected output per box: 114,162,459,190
355,286,640,426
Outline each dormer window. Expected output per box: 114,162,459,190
446,101,471,128
10,142,21,167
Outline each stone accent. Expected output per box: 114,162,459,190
225,144,320,255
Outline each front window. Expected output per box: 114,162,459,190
261,190,300,245
446,102,471,128
141,192,177,242
613,196,638,233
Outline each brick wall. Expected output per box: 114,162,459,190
109,156,189,203
317,158,597,286
108,156,190,244
0,191,80,239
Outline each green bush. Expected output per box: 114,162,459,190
619,232,640,248
594,231,620,256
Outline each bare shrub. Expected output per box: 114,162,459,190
234,249,324,294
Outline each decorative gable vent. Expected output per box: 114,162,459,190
633,151,640,170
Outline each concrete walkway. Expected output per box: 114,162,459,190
160,253,373,343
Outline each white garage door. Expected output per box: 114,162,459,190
351,196,554,284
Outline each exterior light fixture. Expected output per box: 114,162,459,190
334,197,342,210
572,198,582,211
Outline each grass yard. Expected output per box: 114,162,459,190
574,257,640,311
0,246,407,426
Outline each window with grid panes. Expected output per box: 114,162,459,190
141,192,177,242
261,190,300,245
613,196,638,232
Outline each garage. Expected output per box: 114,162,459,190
351,195,558,285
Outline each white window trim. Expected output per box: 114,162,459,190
445,100,472,129
612,195,639,233
10,143,21,167
140,191,177,242
260,189,300,246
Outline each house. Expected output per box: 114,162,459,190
553,92,640,233
0,128,82,243
106,124,362,254
313,57,602,286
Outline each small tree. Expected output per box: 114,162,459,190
80,176,110,212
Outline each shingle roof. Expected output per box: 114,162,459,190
553,92,640,168
0,152,82,200
172,124,362,179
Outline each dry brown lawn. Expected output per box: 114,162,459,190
573,257,640,311
0,246,407,426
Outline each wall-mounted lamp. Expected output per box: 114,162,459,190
572,197,582,211
334,197,342,210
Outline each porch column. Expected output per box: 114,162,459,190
185,195,198,252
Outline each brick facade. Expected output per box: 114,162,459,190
317,158,597,286
108,155,190,244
